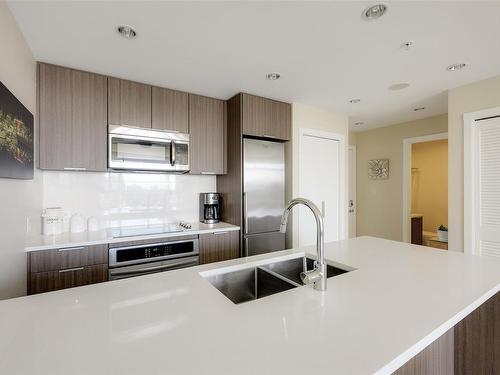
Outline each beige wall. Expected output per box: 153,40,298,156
348,131,357,146
411,139,448,233
0,2,41,299
448,74,500,252
286,102,349,247
355,114,447,241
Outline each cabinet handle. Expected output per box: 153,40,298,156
170,141,176,166
58,246,86,252
201,171,216,175
214,231,228,235
263,134,277,139
59,267,84,273
64,167,87,171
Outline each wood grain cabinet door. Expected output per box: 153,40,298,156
241,93,291,141
189,94,227,175
152,87,188,133
28,244,108,295
38,63,107,171
199,231,240,264
29,244,108,273
108,77,152,129
241,93,269,138
272,99,291,141
29,264,108,295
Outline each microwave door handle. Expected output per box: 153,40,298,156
170,141,176,166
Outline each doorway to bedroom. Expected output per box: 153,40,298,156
403,133,448,249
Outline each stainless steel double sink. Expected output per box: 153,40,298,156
203,256,351,304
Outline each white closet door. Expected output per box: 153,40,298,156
348,146,357,238
298,134,340,246
475,116,500,257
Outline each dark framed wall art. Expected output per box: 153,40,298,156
0,81,34,179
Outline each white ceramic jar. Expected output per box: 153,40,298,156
42,208,66,235
70,213,86,233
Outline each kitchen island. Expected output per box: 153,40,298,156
1,236,499,374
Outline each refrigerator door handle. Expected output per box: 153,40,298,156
243,192,249,234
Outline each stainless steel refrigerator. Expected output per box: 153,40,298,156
243,138,285,256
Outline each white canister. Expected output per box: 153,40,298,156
70,213,86,233
42,207,66,235
87,217,100,232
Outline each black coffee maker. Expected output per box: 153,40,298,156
199,193,221,224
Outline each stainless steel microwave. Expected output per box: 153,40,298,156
108,125,189,172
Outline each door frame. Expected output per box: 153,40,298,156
402,132,448,243
348,145,357,238
463,106,500,254
296,128,347,246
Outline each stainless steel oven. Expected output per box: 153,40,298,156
108,125,189,172
108,238,199,280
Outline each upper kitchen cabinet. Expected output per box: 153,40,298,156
152,87,188,133
38,63,107,171
108,77,151,128
241,93,291,141
189,94,227,175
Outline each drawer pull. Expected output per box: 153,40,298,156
59,267,84,273
214,231,229,235
58,246,86,252
63,167,87,171
201,171,216,175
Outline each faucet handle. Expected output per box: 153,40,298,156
300,268,323,285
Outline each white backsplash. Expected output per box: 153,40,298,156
42,171,216,229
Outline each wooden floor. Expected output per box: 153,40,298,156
394,292,499,375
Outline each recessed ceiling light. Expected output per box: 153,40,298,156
362,3,388,20
266,72,281,81
349,98,361,104
446,63,467,71
116,25,137,39
414,107,426,111
354,121,364,126
388,83,410,91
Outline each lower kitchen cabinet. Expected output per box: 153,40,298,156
199,231,240,264
29,244,108,273
27,244,108,295
29,264,108,295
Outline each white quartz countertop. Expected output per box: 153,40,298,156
24,222,240,252
3,236,500,374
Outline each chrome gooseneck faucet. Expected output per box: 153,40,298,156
279,198,327,291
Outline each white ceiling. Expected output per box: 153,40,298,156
7,1,500,131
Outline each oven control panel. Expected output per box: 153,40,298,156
109,239,199,267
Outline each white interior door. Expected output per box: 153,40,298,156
298,133,340,246
467,115,500,257
348,146,357,238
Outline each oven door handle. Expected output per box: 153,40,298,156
110,258,197,277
